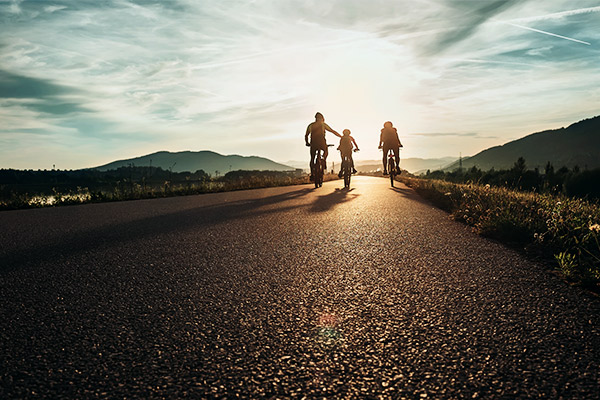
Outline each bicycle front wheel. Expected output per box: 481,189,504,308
388,158,395,187
315,159,324,188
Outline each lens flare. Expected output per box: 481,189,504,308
316,312,342,341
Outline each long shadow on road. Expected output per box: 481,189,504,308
1,187,311,273
0,185,359,273
390,184,422,201
309,188,360,213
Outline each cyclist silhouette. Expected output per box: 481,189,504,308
305,112,341,181
378,121,402,175
337,129,359,177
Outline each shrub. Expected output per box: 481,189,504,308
401,176,600,288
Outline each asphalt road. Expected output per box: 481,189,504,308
1,176,599,399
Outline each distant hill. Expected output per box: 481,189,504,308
355,157,459,173
444,116,600,171
94,151,295,173
282,157,458,173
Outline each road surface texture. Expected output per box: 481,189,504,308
1,176,599,399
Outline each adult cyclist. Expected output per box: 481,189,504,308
378,121,402,175
305,112,342,181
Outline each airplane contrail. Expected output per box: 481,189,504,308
504,22,591,45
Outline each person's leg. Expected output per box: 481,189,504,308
393,147,401,173
309,147,317,180
382,145,389,174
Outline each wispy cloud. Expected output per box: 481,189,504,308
0,0,599,168
0,69,79,99
5,0,23,14
505,6,600,23
409,132,498,139
418,0,520,55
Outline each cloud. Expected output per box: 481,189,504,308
1,0,600,167
504,6,600,23
417,0,519,55
525,46,554,56
0,69,76,98
44,5,67,13
409,132,498,139
6,0,23,14
0,69,91,124
0,99,67,133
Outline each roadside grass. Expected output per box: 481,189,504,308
0,173,340,211
400,176,600,289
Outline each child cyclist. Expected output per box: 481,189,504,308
337,129,360,177
378,121,402,175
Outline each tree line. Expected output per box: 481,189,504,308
423,157,600,200
0,166,304,197
0,166,210,195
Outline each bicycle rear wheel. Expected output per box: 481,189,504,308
315,165,321,188
388,158,395,187
341,159,350,188
315,158,324,188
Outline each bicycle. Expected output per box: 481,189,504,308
380,147,402,187
311,144,334,188
340,149,359,189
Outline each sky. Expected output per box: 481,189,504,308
1,0,599,170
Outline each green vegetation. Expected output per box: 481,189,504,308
424,157,600,200
0,167,331,211
400,176,600,289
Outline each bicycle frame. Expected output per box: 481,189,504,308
341,154,352,188
387,151,396,187
311,144,333,188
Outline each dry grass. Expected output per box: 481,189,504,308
401,176,600,289
0,173,340,211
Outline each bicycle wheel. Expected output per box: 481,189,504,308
316,158,325,188
388,157,395,187
344,167,351,188
340,159,349,188
315,165,321,188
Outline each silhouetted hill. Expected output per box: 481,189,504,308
94,151,294,173
355,157,458,173
444,116,600,171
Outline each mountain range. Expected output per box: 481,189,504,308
94,151,295,173
92,115,599,175
443,115,600,171
355,157,458,174
283,157,458,173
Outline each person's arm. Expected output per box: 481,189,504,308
378,131,383,148
351,136,359,150
395,131,403,147
305,124,311,146
324,123,342,138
